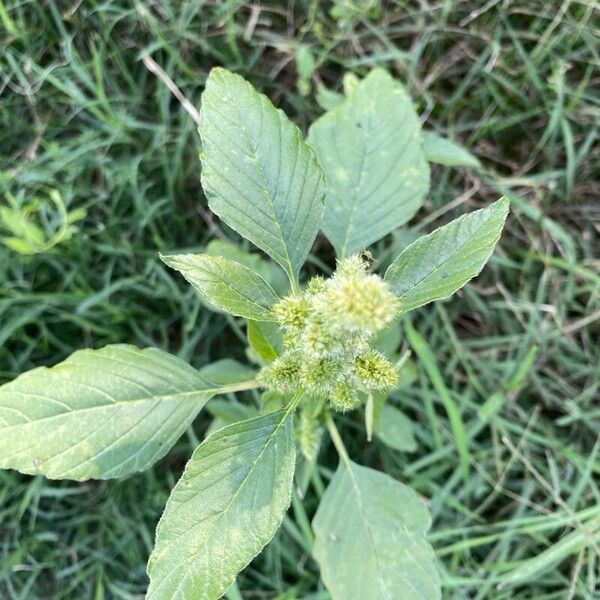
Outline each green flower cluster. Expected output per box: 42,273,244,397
259,255,400,412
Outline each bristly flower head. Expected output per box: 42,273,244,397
315,255,400,333
259,254,400,412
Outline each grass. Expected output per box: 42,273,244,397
1,0,599,598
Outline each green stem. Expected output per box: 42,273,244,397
211,379,263,395
325,411,351,468
289,277,300,294
287,388,305,412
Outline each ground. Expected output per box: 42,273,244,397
0,1,599,599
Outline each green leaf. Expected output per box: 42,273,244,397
396,358,418,390
204,239,289,295
308,69,429,257
205,396,258,437
206,397,256,423
295,44,315,95
260,390,288,414
147,407,296,600
161,253,279,322
199,68,326,283
0,345,223,480
372,324,401,357
2,236,34,254
385,198,509,313
199,358,256,385
315,85,344,111
374,404,417,452
200,360,258,438
422,132,481,168
313,461,440,599
247,320,281,362
342,72,360,95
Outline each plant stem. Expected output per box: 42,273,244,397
284,388,305,414
211,379,263,395
325,411,351,468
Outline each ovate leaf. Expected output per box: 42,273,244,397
260,390,288,414
385,198,509,314
205,397,256,424
147,408,296,600
204,397,258,438
295,44,315,95
313,461,440,600
422,132,481,168
374,404,417,452
200,68,326,282
316,85,344,110
199,358,256,385
204,239,289,294
372,324,401,357
247,320,281,362
199,359,259,437
161,253,279,322
342,72,360,96
308,69,429,256
0,345,223,480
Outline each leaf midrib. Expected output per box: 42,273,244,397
388,204,505,301
339,102,370,257
212,73,296,282
153,400,296,598
0,386,229,429
204,258,277,316
345,464,430,600
346,464,393,600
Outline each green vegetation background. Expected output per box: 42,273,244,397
1,1,598,598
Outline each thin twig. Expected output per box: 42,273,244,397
141,54,201,126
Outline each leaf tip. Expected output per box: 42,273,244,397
158,251,179,270
497,196,510,214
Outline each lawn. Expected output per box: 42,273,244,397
1,1,599,598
